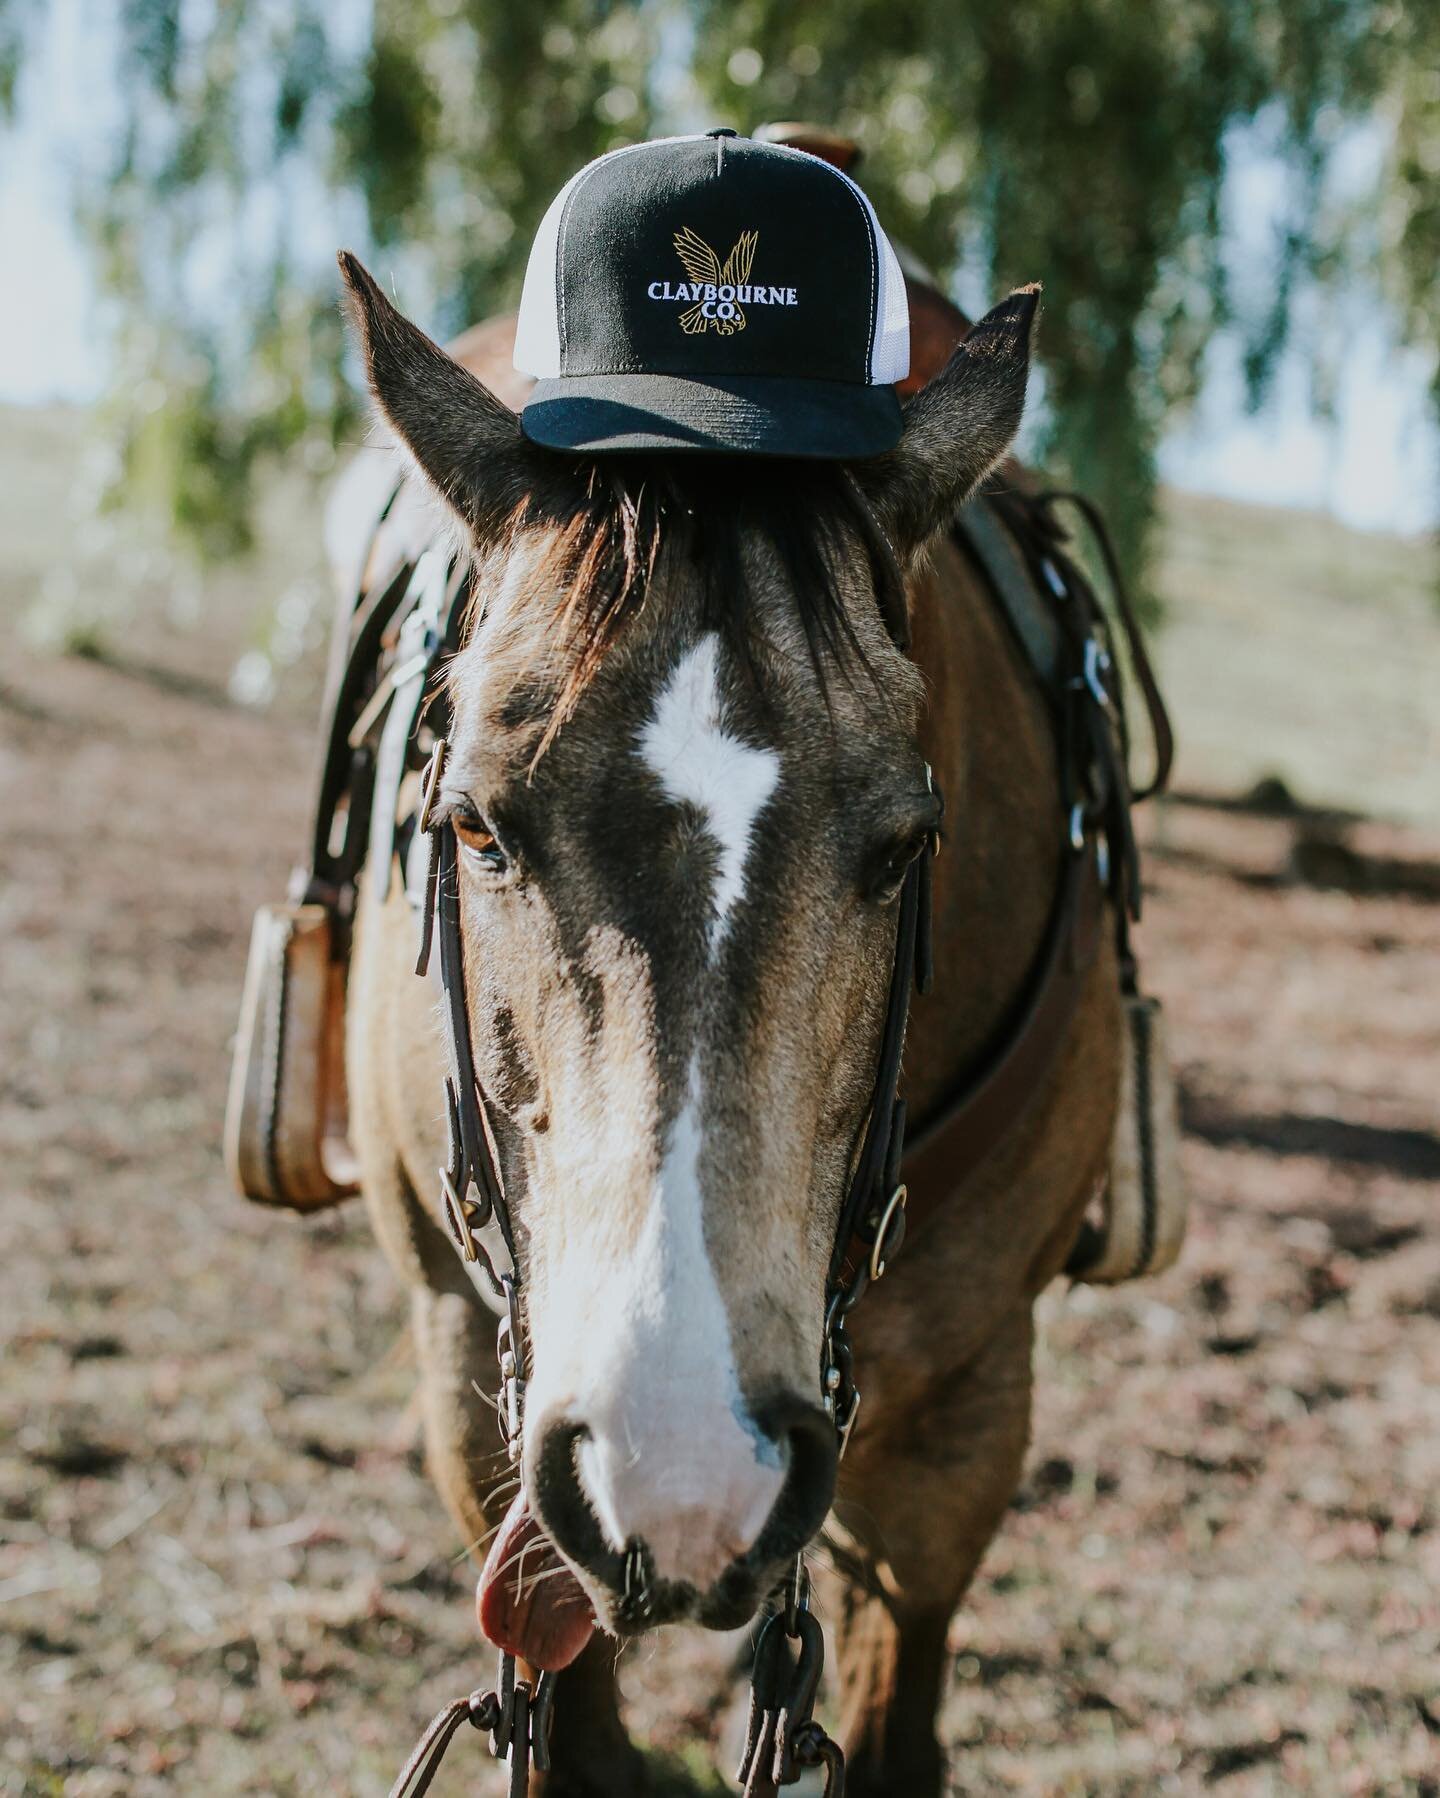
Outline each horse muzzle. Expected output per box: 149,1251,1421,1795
527,1394,838,1634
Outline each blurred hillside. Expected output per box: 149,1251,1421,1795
2,402,1436,827
1156,495,1439,828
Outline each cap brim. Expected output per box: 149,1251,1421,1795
520,372,902,460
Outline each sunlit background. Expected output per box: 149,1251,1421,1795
5,4,1438,533
5,0,1438,815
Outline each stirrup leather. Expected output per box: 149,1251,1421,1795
224,901,359,1210
1070,989,1187,1284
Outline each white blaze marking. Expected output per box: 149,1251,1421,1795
575,1057,783,1583
542,634,786,1584
640,633,780,946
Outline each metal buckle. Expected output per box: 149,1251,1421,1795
835,1386,861,1459
497,1280,526,1461
782,1557,811,1635
868,1182,907,1283
439,1165,479,1262
418,736,448,834
821,1298,861,1457
1080,635,1112,709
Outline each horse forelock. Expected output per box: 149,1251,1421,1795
442,453,911,766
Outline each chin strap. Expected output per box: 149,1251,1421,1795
410,746,546,1793
819,777,939,1461
732,792,939,1798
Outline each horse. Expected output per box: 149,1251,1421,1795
331,252,1124,1797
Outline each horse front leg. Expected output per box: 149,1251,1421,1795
827,1302,1035,1798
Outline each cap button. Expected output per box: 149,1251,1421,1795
705,127,739,139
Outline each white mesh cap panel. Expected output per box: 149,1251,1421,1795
512,175,579,378
514,136,698,380
870,225,911,385
831,166,909,385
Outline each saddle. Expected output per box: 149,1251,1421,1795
224,127,1185,1288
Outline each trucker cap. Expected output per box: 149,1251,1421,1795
514,129,910,459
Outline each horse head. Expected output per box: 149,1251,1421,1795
339,253,1036,1657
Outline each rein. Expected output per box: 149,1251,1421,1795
341,480,1168,1798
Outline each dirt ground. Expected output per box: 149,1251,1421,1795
2,465,1439,1794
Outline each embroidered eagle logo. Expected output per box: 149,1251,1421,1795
672,226,759,335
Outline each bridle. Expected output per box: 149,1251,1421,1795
392,563,937,1798
381,477,1169,1797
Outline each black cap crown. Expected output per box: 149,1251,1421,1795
514,131,910,458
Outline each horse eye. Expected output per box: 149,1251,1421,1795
453,806,509,874
868,828,929,902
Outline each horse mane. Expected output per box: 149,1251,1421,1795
468,455,906,760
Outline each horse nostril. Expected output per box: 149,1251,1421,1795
529,1417,626,1592
748,1396,839,1569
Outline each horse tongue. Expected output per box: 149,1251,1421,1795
477,1491,595,1672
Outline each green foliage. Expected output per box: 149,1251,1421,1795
0,0,41,118
81,1,665,553
1378,4,1440,375
13,0,1439,578
688,0,1424,581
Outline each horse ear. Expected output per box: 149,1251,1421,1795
858,285,1040,557
338,250,530,538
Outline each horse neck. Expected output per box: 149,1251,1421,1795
902,533,1063,1117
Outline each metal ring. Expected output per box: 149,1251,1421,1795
418,736,448,833
868,1183,907,1283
